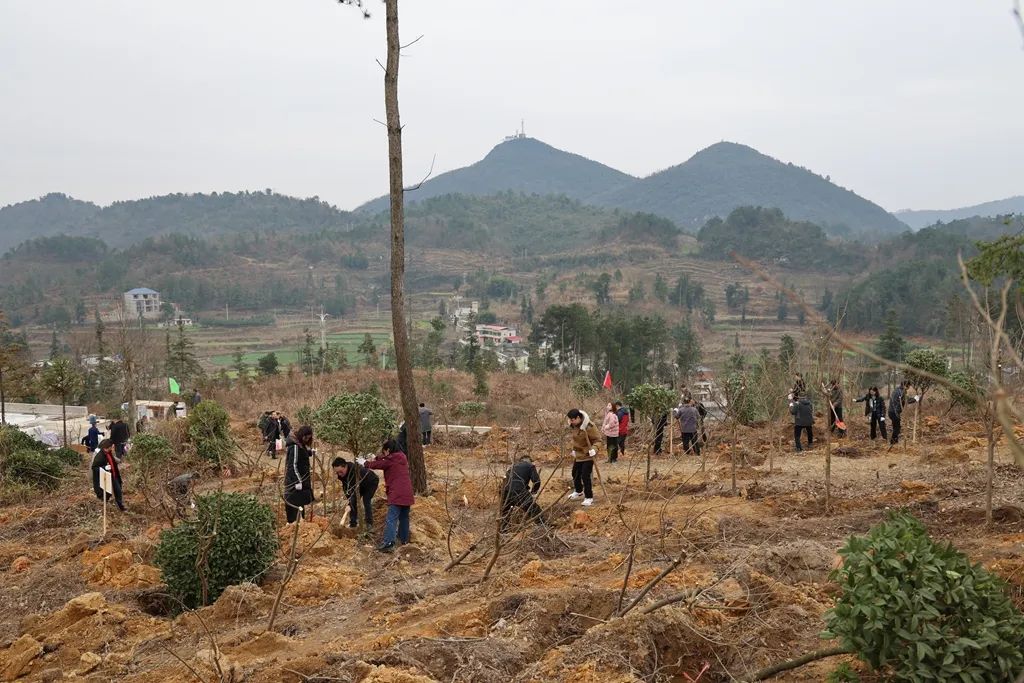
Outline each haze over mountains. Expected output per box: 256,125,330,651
359,137,909,237
895,196,1024,230
2,136,1021,256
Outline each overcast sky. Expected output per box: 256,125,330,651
1,1,1021,213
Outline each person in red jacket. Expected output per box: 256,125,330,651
361,439,415,553
615,403,630,457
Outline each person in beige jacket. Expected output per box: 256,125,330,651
567,408,601,506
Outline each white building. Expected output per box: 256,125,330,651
124,288,162,318
476,324,521,346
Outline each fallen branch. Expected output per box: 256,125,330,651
443,534,485,572
616,549,687,617
743,646,853,681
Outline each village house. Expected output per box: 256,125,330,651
123,287,162,318
475,324,521,346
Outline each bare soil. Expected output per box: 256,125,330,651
1,373,1022,682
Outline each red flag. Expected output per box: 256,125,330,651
602,371,613,389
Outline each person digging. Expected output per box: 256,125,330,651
500,455,544,531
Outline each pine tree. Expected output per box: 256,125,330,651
232,348,250,382
167,321,204,386
49,329,60,360
300,328,316,375
876,310,907,362
357,333,378,368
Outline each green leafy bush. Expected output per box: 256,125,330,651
51,447,81,467
625,383,675,418
186,401,233,464
948,369,982,410
314,392,395,456
569,375,599,400
825,512,1024,682
2,449,66,490
0,425,47,457
455,401,486,426
154,492,277,609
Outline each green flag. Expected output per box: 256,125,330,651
168,377,180,395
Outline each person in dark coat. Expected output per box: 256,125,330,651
418,403,433,446
91,439,126,511
789,391,814,452
82,419,104,451
280,414,292,439
827,380,845,436
263,411,283,459
888,381,918,446
108,416,130,459
191,389,202,407
500,456,543,531
362,439,415,553
855,387,888,441
283,425,314,523
333,457,379,529
652,412,668,455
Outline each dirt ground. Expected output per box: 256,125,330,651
0,378,1022,682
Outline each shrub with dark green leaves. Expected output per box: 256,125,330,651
314,392,395,456
825,512,1024,682
186,401,233,464
0,425,48,457
2,449,66,490
569,375,599,400
154,492,278,609
51,447,81,467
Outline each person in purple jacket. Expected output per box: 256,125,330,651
361,439,415,553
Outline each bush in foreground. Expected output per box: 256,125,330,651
825,512,1024,681
154,492,277,609
1,449,66,490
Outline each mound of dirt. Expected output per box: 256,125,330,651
751,540,834,584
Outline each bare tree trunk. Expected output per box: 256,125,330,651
383,0,426,493
61,395,68,447
824,424,832,514
986,401,995,527
912,398,920,444
1,366,6,424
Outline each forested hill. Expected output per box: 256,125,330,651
895,196,1024,230
589,142,908,237
356,137,637,214
0,191,356,253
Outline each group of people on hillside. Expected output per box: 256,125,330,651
788,372,918,452
280,424,415,553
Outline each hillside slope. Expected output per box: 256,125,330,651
0,191,356,253
589,142,908,237
356,137,637,213
0,193,101,252
896,195,1024,229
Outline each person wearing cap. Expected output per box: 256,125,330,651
81,416,104,452
91,439,126,512
500,455,543,530
567,408,601,506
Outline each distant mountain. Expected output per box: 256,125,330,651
0,193,101,252
353,192,679,255
895,196,1024,230
356,137,637,213
0,191,355,254
589,142,908,237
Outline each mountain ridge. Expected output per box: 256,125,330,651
356,137,637,213
895,195,1024,230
